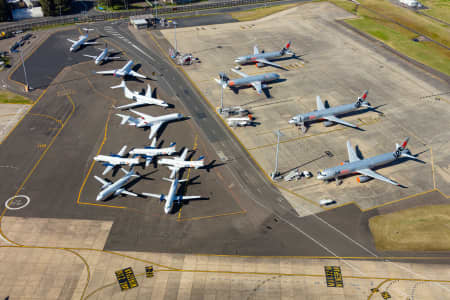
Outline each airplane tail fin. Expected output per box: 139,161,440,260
282,41,293,55
248,114,254,121
150,138,157,148
110,80,126,90
215,72,229,88
394,137,410,158
356,90,370,107
116,114,131,125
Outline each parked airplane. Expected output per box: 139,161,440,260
84,46,121,65
215,69,280,95
143,177,201,214
111,80,169,109
227,114,254,127
234,41,294,68
93,145,140,176
129,138,177,167
96,60,146,79
116,109,184,140
94,168,139,201
158,148,205,179
67,28,99,52
317,138,418,186
289,91,371,132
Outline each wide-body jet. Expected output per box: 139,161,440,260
317,138,418,186
116,109,184,140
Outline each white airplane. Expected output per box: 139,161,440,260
116,109,184,140
96,60,146,79
129,138,177,168
143,177,201,214
111,80,169,109
227,114,254,127
67,29,99,52
94,168,139,201
84,46,121,65
93,145,140,176
158,148,205,179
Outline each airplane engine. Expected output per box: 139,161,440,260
356,176,371,183
323,121,334,127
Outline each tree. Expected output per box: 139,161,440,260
40,0,72,16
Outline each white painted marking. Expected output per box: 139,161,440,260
5,195,30,210
132,44,154,61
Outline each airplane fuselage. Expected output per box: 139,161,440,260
115,61,134,77
129,146,176,157
158,159,204,169
227,73,280,88
94,155,139,166
136,113,183,127
164,179,179,214
95,49,108,65
128,91,168,107
289,102,360,124
235,51,284,65
317,152,397,181
96,174,132,201
70,35,88,52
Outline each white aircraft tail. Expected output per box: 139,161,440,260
110,80,126,90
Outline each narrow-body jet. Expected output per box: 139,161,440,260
67,29,100,52
143,177,201,214
235,41,294,68
84,47,120,65
116,109,184,140
215,69,280,95
96,60,146,79
94,168,139,201
129,138,177,167
158,148,205,179
93,145,139,175
111,80,169,109
289,91,371,132
317,138,418,186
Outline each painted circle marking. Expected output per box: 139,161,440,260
5,195,30,210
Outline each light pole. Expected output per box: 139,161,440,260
19,50,30,92
218,72,224,113
271,130,284,180
173,20,177,55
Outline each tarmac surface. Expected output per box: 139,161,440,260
2,4,449,262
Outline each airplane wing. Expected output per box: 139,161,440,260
118,145,127,156
357,168,400,186
256,58,281,68
120,190,138,197
106,56,121,60
169,167,178,179
84,42,101,45
102,165,114,176
253,45,259,55
316,96,325,110
143,192,165,200
129,70,147,79
178,148,189,161
94,176,110,189
83,55,97,59
179,195,201,201
346,140,360,162
130,109,152,120
145,84,152,98
67,39,77,43
115,102,141,110
96,70,117,75
231,68,249,78
148,121,163,140
323,115,357,128
251,81,263,94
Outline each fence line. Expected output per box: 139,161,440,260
0,0,285,33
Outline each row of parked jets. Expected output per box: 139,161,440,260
221,41,422,187
68,29,207,214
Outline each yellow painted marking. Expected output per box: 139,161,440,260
177,210,247,222
37,144,47,149
29,113,62,125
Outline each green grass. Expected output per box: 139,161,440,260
417,0,450,24
327,0,450,76
369,205,450,251
0,90,33,104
